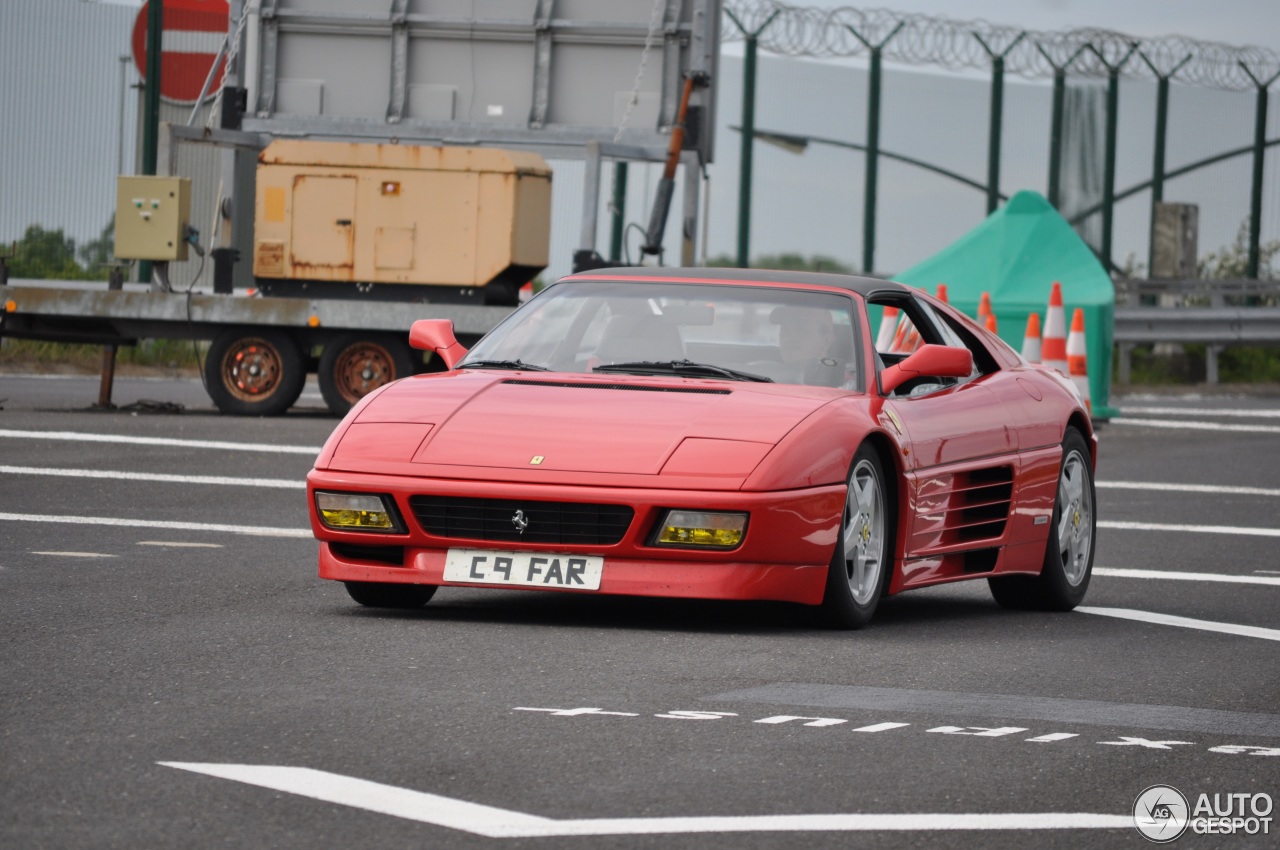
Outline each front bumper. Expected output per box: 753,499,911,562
308,469,843,606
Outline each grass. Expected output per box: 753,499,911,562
1114,344,1280,385
0,338,204,375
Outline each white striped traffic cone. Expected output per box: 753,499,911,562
876,305,900,351
1041,281,1069,375
985,312,998,334
936,283,950,304
1067,307,1092,414
1022,312,1042,363
977,291,992,325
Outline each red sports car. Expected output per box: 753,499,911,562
307,268,1096,628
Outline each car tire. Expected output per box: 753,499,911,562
343,581,437,609
318,334,416,416
205,329,306,416
989,427,1095,611
820,443,894,630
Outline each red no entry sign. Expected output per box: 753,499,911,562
132,0,230,105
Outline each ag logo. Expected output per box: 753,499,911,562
1134,784,1190,843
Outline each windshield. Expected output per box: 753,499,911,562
460,280,863,390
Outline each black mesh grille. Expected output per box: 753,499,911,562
502,379,729,395
409,495,634,545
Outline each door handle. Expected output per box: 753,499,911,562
335,219,352,226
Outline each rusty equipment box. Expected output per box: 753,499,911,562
253,141,551,296
114,176,192,261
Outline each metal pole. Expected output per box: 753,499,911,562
987,55,1005,215
1087,43,1138,273
139,0,163,284
737,33,758,268
1048,67,1065,208
727,8,779,270
1036,43,1084,210
1239,64,1280,279
141,0,163,176
847,22,904,275
117,55,130,176
609,162,628,263
1102,67,1120,272
95,266,126,410
1140,53,1191,276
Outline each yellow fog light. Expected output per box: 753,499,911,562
315,492,401,533
656,510,747,549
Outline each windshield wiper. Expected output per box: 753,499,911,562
461,359,550,372
594,359,773,383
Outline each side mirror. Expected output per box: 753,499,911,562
879,344,973,396
409,319,468,369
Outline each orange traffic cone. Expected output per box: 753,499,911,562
985,313,998,334
1022,312,1042,363
1067,308,1092,414
890,318,908,353
977,291,992,324
936,283,949,303
1041,281,1068,375
904,327,922,351
876,305,900,351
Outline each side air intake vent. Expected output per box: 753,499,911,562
941,466,1014,545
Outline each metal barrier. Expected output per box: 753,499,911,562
1112,279,1280,383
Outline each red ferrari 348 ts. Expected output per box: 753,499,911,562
307,268,1097,628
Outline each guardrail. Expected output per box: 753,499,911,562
1112,279,1280,384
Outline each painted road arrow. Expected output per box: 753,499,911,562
160,762,1131,837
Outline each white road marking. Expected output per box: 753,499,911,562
0,429,319,455
1109,418,1280,434
1119,406,1280,419
1077,607,1280,642
1093,567,1280,587
31,551,115,558
1256,570,1280,575
851,722,911,733
137,541,224,549
0,513,311,538
158,763,1132,836
1026,733,1079,743
1099,520,1280,538
1097,480,1280,497
0,465,303,489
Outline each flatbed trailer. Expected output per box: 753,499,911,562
0,280,514,415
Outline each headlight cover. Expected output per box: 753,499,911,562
315,491,404,533
654,510,748,549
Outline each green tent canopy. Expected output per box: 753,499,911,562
894,190,1116,418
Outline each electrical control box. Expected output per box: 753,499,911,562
114,176,191,261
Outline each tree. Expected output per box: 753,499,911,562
6,225,104,280
706,253,854,274
79,217,116,273
1198,218,1278,281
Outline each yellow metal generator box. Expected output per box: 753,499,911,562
253,141,551,296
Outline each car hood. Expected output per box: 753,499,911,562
318,370,848,486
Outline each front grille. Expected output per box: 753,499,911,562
409,495,634,545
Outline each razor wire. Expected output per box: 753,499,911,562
722,1,1280,91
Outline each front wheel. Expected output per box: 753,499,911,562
989,427,1095,611
820,443,894,630
344,581,436,609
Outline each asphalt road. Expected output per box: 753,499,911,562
2,373,1278,849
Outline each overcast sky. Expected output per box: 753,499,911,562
92,0,1280,53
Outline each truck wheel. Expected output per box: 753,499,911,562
318,334,416,416
205,329,306,416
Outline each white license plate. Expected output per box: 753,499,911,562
443,548,604,590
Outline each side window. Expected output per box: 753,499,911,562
922,302,999,376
